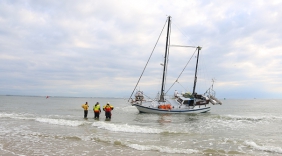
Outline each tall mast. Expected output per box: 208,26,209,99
192,46,201,95
159,16,171,102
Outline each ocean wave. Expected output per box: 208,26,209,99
244,140,282,154
35,118,86,127
0,112,87,127
92,134,198,154
218,114,282,122
0,112,35,120
127,144,198,154
92,122,164,133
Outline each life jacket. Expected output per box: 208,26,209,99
94,104,100,112
104,106,112,112
166,104,172,109
158,104,171,110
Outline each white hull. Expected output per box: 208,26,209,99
131,96,211,114
133,104,210,114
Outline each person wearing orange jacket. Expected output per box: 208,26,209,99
81,102,89,118
103,102,114,119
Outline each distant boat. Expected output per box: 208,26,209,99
129,16,222,114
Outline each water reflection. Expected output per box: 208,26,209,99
158,114,172,125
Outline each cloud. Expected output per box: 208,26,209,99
0,0,282,98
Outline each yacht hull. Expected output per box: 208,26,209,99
132,104,211,114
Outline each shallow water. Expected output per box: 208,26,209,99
0,96,282,155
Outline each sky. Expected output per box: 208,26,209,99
0,0,282,99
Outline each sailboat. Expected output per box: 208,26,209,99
129,16,222,114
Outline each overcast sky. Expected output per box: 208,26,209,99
0,0,282,99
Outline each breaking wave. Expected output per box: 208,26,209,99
92,135,198,154
0,112,35,120
35,118,85,127
92,121,165,134
245,140,282,154
127,144,198,154
0,112,87,127
218,114,282,122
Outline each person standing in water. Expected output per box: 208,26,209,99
81,102,89,118
103,102,114,119
93,102,101,119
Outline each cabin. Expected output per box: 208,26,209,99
177,97,194,106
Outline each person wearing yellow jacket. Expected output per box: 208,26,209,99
103,102,114,119
93,102,101,119
81,102,89,118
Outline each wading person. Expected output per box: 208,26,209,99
93,102,101,119
103,102,114,119
81,102,89,118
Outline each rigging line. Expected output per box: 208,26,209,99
170,45,197,48
171,22,198,47
142,92,155,101
128,19,168,102
177,81,188,92
165,48,197,94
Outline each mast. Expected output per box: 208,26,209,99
192,46,201,95
159,16,171,102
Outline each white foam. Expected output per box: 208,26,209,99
35,118,85,127
0,112,87,127
0,112,34,120
244,140,282,154
0,112,14,118
127,144,198,154
120,105,139,113
93,135,197,154
225,114,282,122
92,122,163,133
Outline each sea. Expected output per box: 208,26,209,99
0,95,282,156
